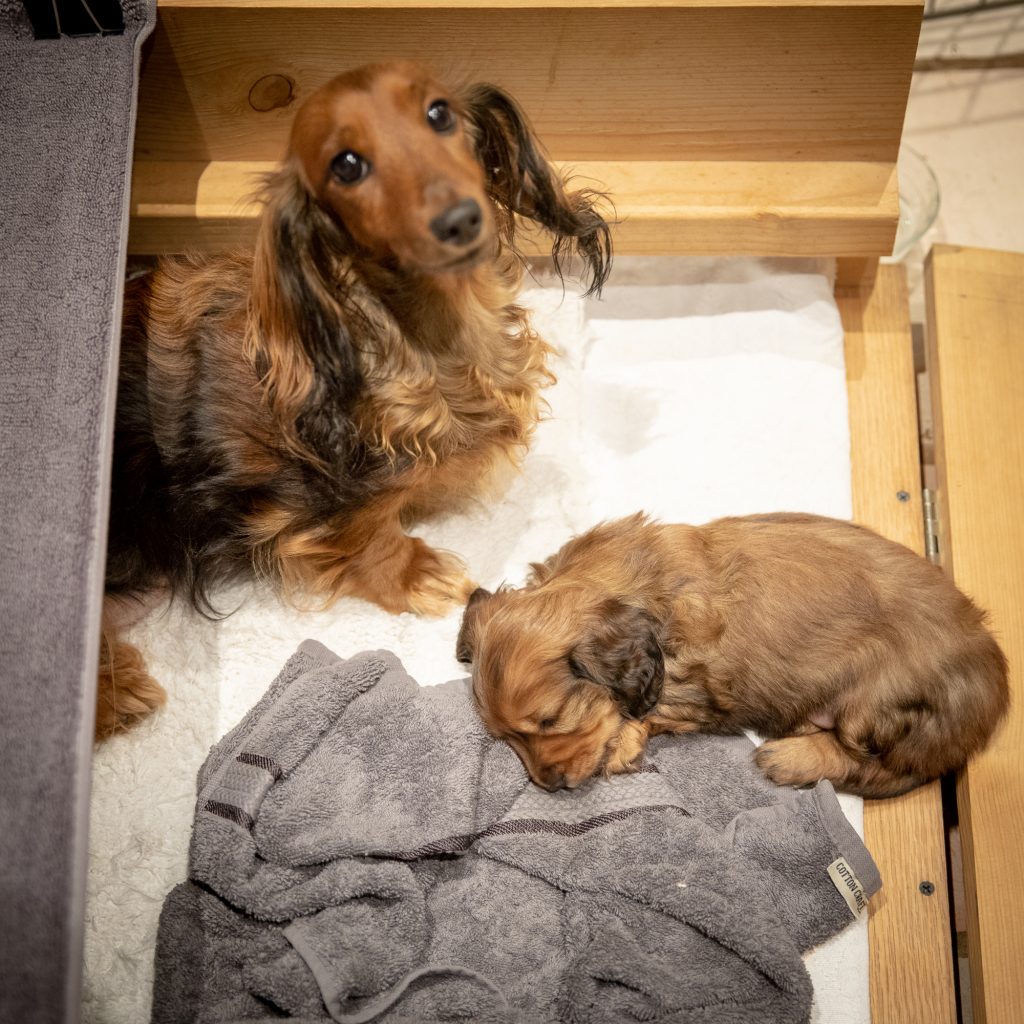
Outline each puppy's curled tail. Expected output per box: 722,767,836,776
873,625,1010,784
756,626,1010,799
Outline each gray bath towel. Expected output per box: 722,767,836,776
152,641,880,1023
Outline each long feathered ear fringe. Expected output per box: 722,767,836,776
246,167,363,468
463,84,613,297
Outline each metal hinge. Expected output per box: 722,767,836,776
923,488,941,565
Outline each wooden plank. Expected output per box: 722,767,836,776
135,6,922,164
838,264,958,1024
127,158,899,256
925,244,1024,1024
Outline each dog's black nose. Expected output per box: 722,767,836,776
538,770,568,792
430,199,483,247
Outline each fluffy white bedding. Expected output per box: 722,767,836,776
84,256,865,1024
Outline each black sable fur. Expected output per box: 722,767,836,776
464,84,613,297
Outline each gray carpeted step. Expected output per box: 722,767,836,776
0,2,155,1020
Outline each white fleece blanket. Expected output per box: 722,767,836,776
84,256,865,1023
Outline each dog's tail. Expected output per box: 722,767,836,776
96,598,166,741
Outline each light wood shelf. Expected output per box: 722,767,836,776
128,158,898,256
129,0,920,257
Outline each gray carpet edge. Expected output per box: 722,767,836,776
66,17,155,1020
0,4,155,1021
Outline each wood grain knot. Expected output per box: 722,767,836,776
248,75,294,113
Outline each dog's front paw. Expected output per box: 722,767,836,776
96,638,167,741
603,720,650,776
403,541,475,617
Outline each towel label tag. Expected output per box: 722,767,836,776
827,857,868,919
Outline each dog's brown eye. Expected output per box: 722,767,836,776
426,99,455,134
331,150,371,185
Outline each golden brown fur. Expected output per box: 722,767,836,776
457,512,1009,798
99,61,611,739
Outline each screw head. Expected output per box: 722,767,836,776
919,880,935,896
897,491,911,503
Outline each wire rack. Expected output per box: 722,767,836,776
925,0,1024,19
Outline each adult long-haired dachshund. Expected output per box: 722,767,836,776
98,61,611,739
457,512,1008,798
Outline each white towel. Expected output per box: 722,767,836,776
84,256,866,1024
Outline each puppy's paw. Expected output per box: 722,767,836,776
603,720,650,776
754,736,826,789
96,638,167,741
403,541,475,618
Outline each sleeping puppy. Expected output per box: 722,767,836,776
456,512,1009,798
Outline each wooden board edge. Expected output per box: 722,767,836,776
839,263,958,1024
922,243,978,1024
923,243,1024,1024
126,158,899,258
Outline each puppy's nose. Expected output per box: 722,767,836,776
538,770,568,792
430,199,483,247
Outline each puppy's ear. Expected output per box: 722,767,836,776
462,83,612,297
246,166,360,464
456,587,495,664
568,600,664,719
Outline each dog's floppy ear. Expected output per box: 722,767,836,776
456,587,496,664
568,599,664,719
246,166,360,464
462,83,612,297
